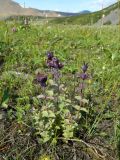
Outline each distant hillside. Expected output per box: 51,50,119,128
0,0,61,18
0,0,119,25
0,0,91,19
50,2,120,25
58,10,91,17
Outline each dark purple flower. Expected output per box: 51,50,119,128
47,51,54,60
82,62,88,73
80,73,88,80
47,59,54,68
47,57,63,69
36,73,47,87
52,57,59,64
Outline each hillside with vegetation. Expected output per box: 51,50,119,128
0,0,91,19
0,0,62,18
50,2,120,25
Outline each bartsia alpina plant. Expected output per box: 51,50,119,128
78,62,89,80
77,63,89,81
47,51,54,60
82,62,88,73
36,73,47,87
80,73,89,80
46,51,64,70
77,62,89,100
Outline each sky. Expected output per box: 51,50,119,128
14,0,117,12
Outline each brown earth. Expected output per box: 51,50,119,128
0,0,61,18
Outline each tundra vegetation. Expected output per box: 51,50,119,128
0,21,120,160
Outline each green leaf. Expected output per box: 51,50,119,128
55,126,60,130
112,53,117,61
41,131,51,143
63,131,73,139
48,79,57,86
81,98,89,104
49,111,55,118
65,99,71,103
1,89,9,104
52,138,57,145
73,105,80,111
1,89,9,109
75,112,81,119
42,111,49,117
80,107,89,113
75,96,82,101
46,90,54,96
1,102,8,109
75,96,89,104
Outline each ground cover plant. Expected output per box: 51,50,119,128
0,21,120,160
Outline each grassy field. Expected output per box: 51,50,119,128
0,21,120,160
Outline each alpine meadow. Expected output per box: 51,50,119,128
0,0,120,160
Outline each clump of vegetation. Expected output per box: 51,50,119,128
0,21,120,160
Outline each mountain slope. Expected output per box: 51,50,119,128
95,8,120,25
0,0,61,18
50,2,120,25
0,0,91,19
0,0,22,16
57,10,91,17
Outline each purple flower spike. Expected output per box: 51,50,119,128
47,59,55,68
80,73,88,80
36,73,47,87
40,82,47,87
47,56,64,70
52,57,59,64
47,51,54,60
46,50,64,70
82,62,88,73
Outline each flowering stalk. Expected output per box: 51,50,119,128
71,69,77,100
36,73,47,99
77,62,89,106
46,51,64,106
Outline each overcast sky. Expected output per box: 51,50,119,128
14,0,117,12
